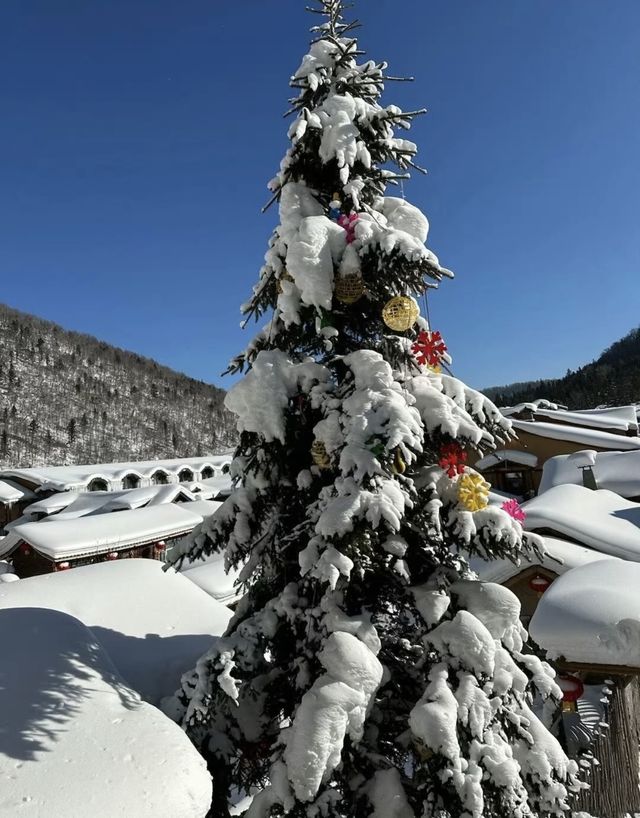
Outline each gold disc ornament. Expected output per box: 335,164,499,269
335,273,365,304
382,296,420,332
311,439,331,470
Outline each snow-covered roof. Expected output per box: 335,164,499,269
23,491,79,516
474,448,539,470
0,454,232,493
539,449,640,498
500,399,564,417
0,559,232,704
470,535,615,585
529,559,640,668
0,503,206,560
522,484,640,561
181,550,244,605
511,418,640,451
534,406,638,433
0,478,35,504
0,605,212,817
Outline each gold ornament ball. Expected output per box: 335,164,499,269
382,296,420,332
276,269,294,295
311,439,331,470
335,273,365,304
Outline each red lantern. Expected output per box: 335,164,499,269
106,551,119,561
558,674,584,712
57,561,71,571
154,541,166,551
528,574,552,595
19,542,31,556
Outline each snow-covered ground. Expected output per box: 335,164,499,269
0,559,232,704
0,606,212,817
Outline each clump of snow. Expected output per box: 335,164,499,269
224,350,330,444
0,606,211,818
283,631,383,801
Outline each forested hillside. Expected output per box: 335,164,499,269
0,303,235,467
486,326,640,409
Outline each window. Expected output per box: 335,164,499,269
122,473,141,490
178,468,194,483
200,466,214,480
151,470,169,485
88,478,108,492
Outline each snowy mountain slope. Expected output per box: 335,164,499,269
0,302,236,466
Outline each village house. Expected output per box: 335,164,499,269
474,401,640,495
0,500,221,577
0,454,232,527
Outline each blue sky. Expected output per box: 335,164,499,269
2,0,639,391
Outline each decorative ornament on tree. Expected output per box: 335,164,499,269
412,329,447,369
438,442,467,478
457,472,490,511
391,448,407,475
328,193,342,221
276,269,294,294
310,439,331,470
382,296,420,332
335,273,365,304
337,212,358,243
501,497,526,523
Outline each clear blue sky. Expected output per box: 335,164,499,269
2,0,639,390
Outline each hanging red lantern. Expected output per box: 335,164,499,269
154,541,165,552
19,542,31,556
528,574,552,595
558,674,584,712
57,561,71,571
106,551,119,561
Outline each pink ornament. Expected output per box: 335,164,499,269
338,213,359,244
501,498,526,523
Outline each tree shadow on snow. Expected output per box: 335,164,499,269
0,607,139,762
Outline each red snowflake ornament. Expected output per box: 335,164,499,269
438,442,467,478
412,330,447,369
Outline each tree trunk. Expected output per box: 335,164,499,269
574,677,640,817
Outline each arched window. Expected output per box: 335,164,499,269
122,473,141,490
88,478,108,492
221,463,231,475
178,468,194,483
151,470,169,486
200,466,214,480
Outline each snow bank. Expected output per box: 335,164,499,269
0,606,211,817
0,559,232,704
522,484,640,560
540,448,640,498
529,559,640,667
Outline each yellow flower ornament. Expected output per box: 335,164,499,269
457,473,490,512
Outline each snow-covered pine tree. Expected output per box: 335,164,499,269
169,3,585,815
